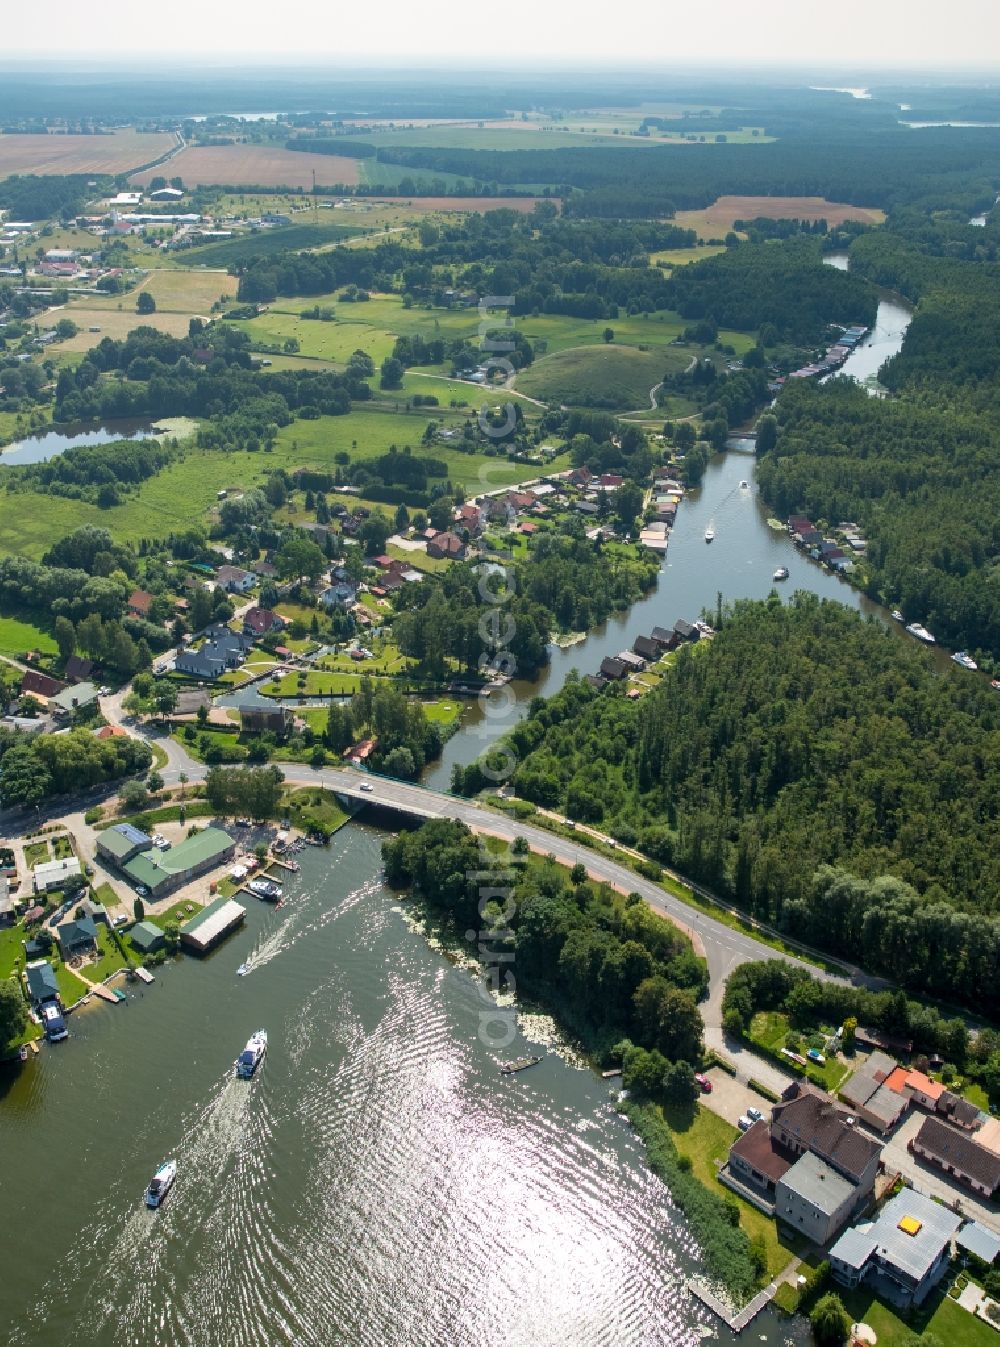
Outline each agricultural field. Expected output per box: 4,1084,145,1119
0,129,175,177
131,144,362,190
673,195,886,239
133,268,237,312
180,221,374,268
650,244,727,267
356,194,553,214
38,304,202,351
516,345,665,411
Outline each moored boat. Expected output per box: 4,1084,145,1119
247,878,282,902
891,609,904,622
952,651,978,671
499,1055,542,1075
145,1159,177,1209
905,622,936,644
772,566,789,581
236,1029,268,1079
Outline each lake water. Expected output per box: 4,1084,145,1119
0,830,807,1347
0,420,159,467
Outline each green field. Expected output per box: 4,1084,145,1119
0,613,58,658
516,345,665,410
181,220,373,268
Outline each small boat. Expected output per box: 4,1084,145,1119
952,651,978,671
18,1044,28,1062
236,1029,268,1079
236,962,249,977
739,479,749,490
704,522,715,543
992,679,1000,691
499,1055,542,1075
772,566,789,581
891,609,905,622
905,622,936,644
247,878,282,902
145,1159,177,1209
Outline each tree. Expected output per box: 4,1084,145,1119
755,413,778,454
133,897,146,921
277,534,326,582
428,497,453,533
54,615,76,661
810,1293,851,1347
662,1059,697,1105
136,291,156,315
118,780,149,814
394,502,410,532
359,512,392,557
162,921,180,951
0,978,27,1051
602,327,615,343
380,356,404,389
615,480,644,537
0,743,51,807
147,771,164,793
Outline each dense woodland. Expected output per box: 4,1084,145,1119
455,596,1000,1011
0,726,152,808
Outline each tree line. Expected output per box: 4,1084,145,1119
0,727,152,808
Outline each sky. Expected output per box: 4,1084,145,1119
3,0,1000,67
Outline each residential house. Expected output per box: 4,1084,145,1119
899,1072,946,1112
243,607,286,638
127,589,154,619
725,1120,796,1204
239,705,293,736
21,669,65,700
214,565,256,593
55,914,98,960
320,582,358,609
568,467,593,488
650,626,676,651
33,856,82,894
937,1090,981,1132
24,959,60,1007
427,531,466,561
454,503,485,536
775,1151,859,1244
956,1222,1000,1266
51,682,99,718
250,559,278,580
616,650,646,672
770,1091,882,1197
830,1189,961,1307
64,655,94,682
97,823,154,869
633,635,661,662
174,647,227,680
856,1026,913,1055
599,656,628,681
599,473,623,490
840,1054,910,1133
673,618,699,642
574,500,599,516
909,1115,1000,1196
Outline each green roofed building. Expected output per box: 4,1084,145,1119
130,920,165,954
122,827,235,900
97,823,153,868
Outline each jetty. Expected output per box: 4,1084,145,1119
134,966,155,984
687,1278,779,1334
90,983,122,1004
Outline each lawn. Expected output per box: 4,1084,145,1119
0,613,58,659
650,244,727,267
386,543,452,574
836,1283,998,1347
53,960,89,1006
282,787,351,835
749,1010,851,1093
23,841,50,868
0,921,29,980
421,700,461,726
662,1101,804,1281
87,924,129,981
148,898,203,931
516,345,665,411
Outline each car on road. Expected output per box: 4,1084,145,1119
694,1073,712,1093
359,783,374,793
737,1114,753,1132
135,885,149,898
745,1106,764,1123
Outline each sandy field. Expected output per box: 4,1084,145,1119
132,144,361,189
0,130,174,177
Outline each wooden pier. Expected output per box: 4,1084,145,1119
90,983,121,1004
687,1278,779,1334
134,966,155,984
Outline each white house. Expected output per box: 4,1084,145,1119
33,856,82,894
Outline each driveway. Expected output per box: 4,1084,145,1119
701,1067,775,1128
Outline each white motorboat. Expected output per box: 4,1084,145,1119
952,651,978,671
891,609,904,622
772,567,789,581
237,962,249,977
739,479,749,490
247,877,282,901
236,1029,268,1080
145,1159,177,1209
905,622,936,644
704,521,715,542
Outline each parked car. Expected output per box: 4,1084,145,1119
737,1115,753,1132
694,1073,712,1094
746,1106,764,1123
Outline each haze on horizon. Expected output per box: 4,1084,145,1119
5,0,1000,68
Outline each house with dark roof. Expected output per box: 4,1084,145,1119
673,618,699,642
64,655,94,682
771,1091,882,1195
21,669,65,700
937,1090,981,1132
599,656,628,681
56,914,98,960
174,647,227,680
633,635,660,662
725,1120,795,1205
910,1115,1000,1196
25,959,60,1007
650,626,676,650
130,919,165,954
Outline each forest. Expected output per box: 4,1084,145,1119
757,379,1000,660
0,726,152,808
454,595,1000,1011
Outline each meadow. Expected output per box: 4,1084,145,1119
0,613,58,659
515,345,665,411
180,221,374,268
0,129,174,177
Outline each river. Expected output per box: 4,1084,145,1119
0,266,916,1347
0,830,807,1347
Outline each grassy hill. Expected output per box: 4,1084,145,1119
515,344,663,410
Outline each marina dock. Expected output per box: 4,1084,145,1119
90,983,121,1004
134,966,155,984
